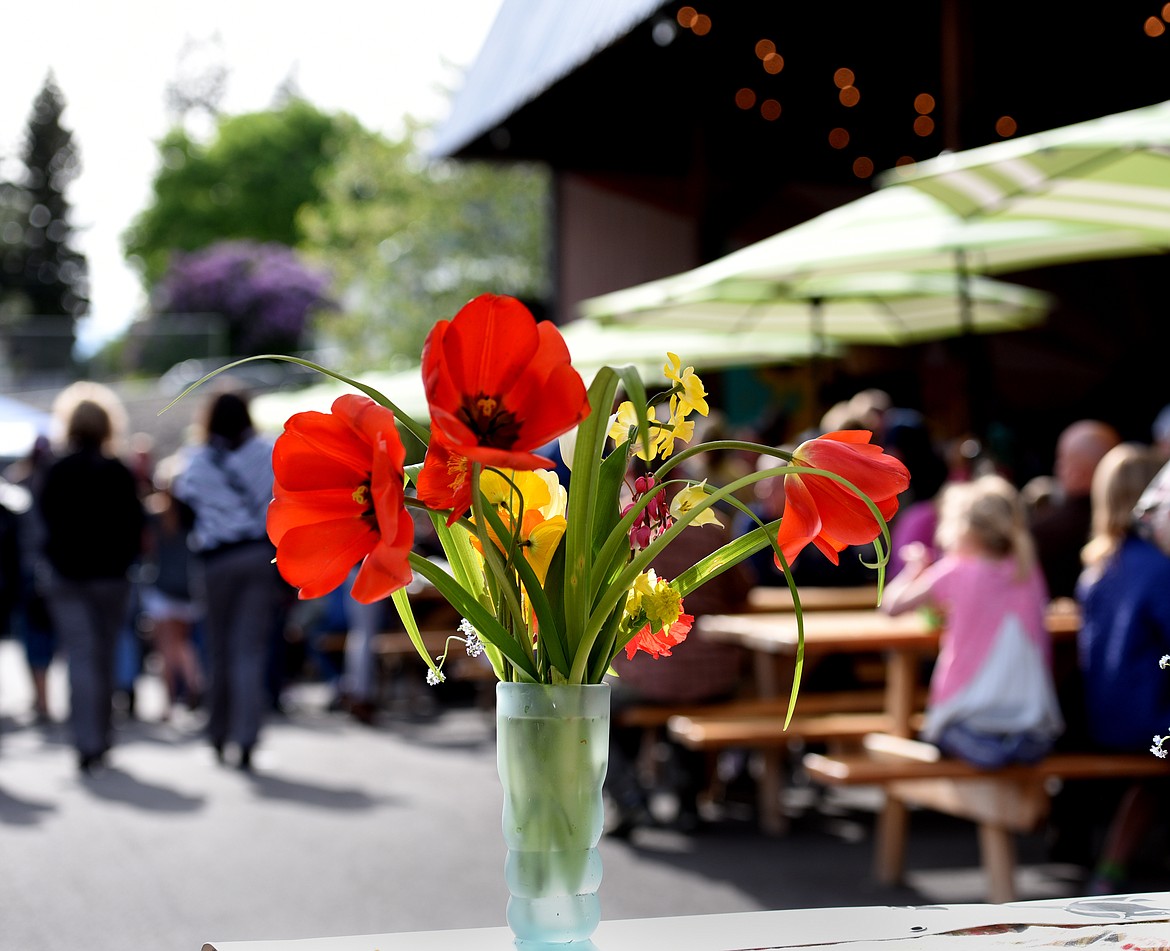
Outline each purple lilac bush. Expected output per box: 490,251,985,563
157,240,334,354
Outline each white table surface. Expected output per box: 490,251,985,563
202,891,1170,950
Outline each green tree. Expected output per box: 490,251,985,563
2,73,88,371
299,117,550,370
123,98,341,286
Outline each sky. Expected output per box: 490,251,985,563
0,0,505,356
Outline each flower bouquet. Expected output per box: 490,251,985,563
177,293,910,944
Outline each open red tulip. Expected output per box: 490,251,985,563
267,394,413,602
421,294,590,471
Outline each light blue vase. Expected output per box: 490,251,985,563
496,682,610,948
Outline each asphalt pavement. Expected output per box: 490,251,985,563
0,638,1152,951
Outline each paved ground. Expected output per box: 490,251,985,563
0,638,1164,951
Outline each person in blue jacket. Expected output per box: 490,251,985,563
1076,442,1170,894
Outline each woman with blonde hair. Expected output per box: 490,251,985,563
883,473,1063,768
37,381,144,773
1076,442,1170,893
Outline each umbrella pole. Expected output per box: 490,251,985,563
809,296,826,431
954,248,988,439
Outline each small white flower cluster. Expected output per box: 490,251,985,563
425,620,486,686
459,618,485,657
1152,655,1170,759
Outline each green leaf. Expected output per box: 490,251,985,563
390,587,443,679
479,497,571,679
408,553,538,681
591,443,629,558
161,353,431,448
671,518,781,597
562,367,623,657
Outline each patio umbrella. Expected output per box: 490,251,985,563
581,268,1052,346
576,186,1143,347
875,98,1170,233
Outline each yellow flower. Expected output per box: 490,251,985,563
607,401,659,461
655,413,694,459
669,481,723,527
520,510,567,584
664,352,709,419
479,468,560,519
469,507,566,586
624,569,683,632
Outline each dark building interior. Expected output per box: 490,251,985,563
438,1,1170,479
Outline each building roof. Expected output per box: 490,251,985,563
430,0,669,158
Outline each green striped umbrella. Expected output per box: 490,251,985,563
581,268,1052,345
876,99,1170,234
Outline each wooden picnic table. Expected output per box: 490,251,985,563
690,598,1082,837
696,599,1081,737
745,584,882,613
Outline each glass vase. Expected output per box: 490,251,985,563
496,681,610,948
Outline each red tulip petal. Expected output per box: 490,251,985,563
440,295,541,399
501,361,591,452
351,512,414,603
267,489,368,545
416,437,473,525
276,518,378,600
774,474,823,566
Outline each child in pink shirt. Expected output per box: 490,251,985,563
883,474,1064,767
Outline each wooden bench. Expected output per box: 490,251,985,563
613,690,926,834
802,733,1170,902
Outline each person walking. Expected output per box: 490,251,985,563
37,383,144,774
175,388,278,771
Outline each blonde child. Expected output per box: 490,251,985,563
883,473,1063,767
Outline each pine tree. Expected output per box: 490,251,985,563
14,72,88,370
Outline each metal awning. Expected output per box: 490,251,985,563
430,0,668,158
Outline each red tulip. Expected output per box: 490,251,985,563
421,294,590,471
773,429,910,570
416,432,473,526
267,394,413,603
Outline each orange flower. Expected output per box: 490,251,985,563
267,394,413,603
416,432,473,526
421,294,590,470
774,429,910,569
625,614,694,660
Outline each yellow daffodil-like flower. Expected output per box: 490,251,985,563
623,568,683,633
664,352,709,419
607,401,660,461
655,413,695,459
470,507,567,585
479,468,563,519
519,509,567,584
531,469,567,519
668,480,723,527
471,469,568,586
